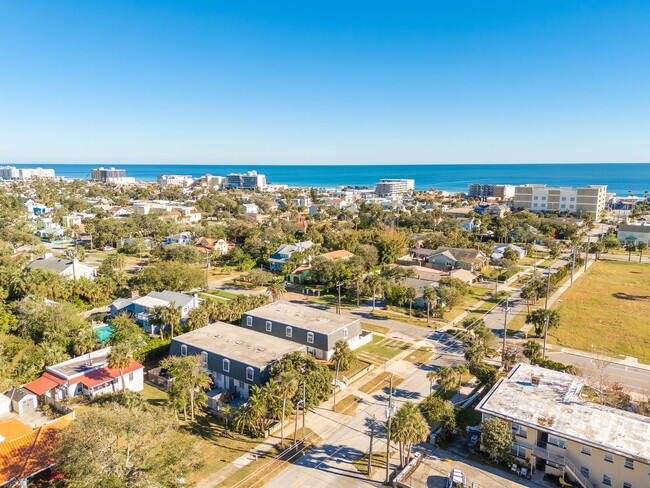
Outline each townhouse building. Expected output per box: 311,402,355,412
239,301,370,361
169,322,303,399
477,363,650,488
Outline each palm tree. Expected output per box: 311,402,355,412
625,241,637,261
523,340,542,363
434,366,456,394
73,328,99,356
426,370,436,391
221,404,232,431
453,364,468,392
391,402,429,466
159,302,183,339
638,242,648,262
331,339,356,371
274,372,298,445
422,286,437,323
186,306,209,331
364,274,386,311
266,280,286,302
464,339,487,368
405,286,417,317
108,342,133,391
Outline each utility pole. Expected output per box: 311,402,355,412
501,295,509,368
544,266,551,310
385,376,394,485
302,380,306,441
570,246,576,287
336,282,343,314
584,235,591,273
293,398,300,449
333,359,340,411
367,414,376,475
543,314,550,360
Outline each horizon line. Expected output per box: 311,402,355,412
5,161,650,166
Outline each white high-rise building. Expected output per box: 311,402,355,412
513,184,607,218
375,179,415,197
0,166,55,180
157,175,194,187
225,170,267,190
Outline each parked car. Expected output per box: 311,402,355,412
446,469,466,488
98,245,115,251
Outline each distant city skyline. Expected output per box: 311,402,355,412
1,1,649,165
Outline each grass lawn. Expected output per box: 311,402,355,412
358,372,404,394
403,347,434,365
356,336,410,363
333,394,361,415
335,358,373,381
369,310,440,328
549,260,650,363
446,285,497,322
352,451,391,478
199,292,230,302
360,322,390,334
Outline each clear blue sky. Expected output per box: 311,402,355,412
1,1,649,165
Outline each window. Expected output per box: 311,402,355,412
602,475,611,486
561,197,566,201
246,367,254,381
570,197,575,201
624,458,634,469
581,445,591,455
580,467,589,477
307,332,314,344
623,482,631,488
223,359,230,373
510,444,527,459
180,344,187,356
541,203,546,208
541,196,546,200
265,321,272,332
343,328,349,339
286,326,292,338
128,372,134,381
246,316,252,327
511,423,527,438
201,351,208,365
534,196,538,200
604,453,614,463
547,435,566,448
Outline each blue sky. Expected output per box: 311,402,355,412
1,1,649,165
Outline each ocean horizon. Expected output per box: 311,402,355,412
8,162,650,197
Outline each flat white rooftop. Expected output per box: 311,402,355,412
476,363,650,463
244,301,358,334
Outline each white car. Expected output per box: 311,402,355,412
446,469,466,488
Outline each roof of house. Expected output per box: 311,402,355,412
244,301,358,334
427,247,487,264
147,291,196,308
476,363,650,463
6,387,36,402
320,250,354,261
272,241,313,256
618,222,650,234
0,418,33,443
172,322,303,368
0,416,71,485
26,257,94,275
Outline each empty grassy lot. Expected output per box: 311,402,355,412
549,260,650,363
356,335,410,363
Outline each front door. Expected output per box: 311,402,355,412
225,376,230,390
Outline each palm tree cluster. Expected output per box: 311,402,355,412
390,402,429,467
426,364,468,395
161,354,212,421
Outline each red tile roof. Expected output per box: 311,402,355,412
24,372,65,396
0,416,71,485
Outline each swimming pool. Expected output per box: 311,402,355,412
93,324,114,343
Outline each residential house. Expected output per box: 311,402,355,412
410,247,488,272
162,231,194,246
0,416,71,487
195,237,230,255
268,240,313,272
240,301,371,361
475,203,510,218
24,347,144,404
617,222,650,246
286,249,354,284
26,255,96,280
109,291,201,334
242,203,260,215
169,322,303,399
477,363,650,488
115,237,154,250
492,244,526,261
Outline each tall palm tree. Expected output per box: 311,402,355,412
266,280,286,303
422,287,437,323
275,372,298,445
73,328,99,356
331,339,356,371
364,274,386,311
405,286,417,317
159,302,182,339
453,364,468,392
638,242,648,262
625,241,637,261
434,366,456,394
426,370,437,391
390,402,429,466
186,306,209,331
108,342,133,392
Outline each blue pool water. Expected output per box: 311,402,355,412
93,325,114,343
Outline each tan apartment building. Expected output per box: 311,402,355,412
513,184,607,218
476,363,649,488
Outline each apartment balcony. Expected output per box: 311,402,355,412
532,445,566,466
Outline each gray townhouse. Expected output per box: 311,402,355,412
170,322,303,399
240,301,371,361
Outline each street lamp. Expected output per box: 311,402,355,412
501,294,510,369
384,376,396,485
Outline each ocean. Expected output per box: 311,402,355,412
9,163,650,197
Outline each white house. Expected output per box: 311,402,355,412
617,222,650,246
6,387,38,414
24,347,144,403
26,255,97,280
162,231,194,246
492,244,527,261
